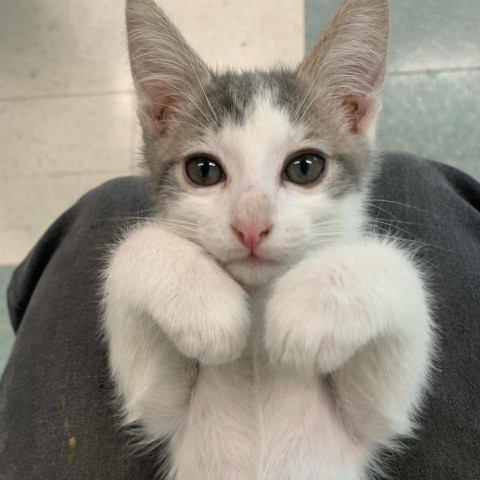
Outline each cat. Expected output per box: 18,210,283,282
102,0,435,478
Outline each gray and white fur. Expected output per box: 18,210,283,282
102,1,435,478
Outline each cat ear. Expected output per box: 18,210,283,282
297,0,389,135
126,0,211,136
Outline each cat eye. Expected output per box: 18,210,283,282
283,152,326,185
185,156,226,187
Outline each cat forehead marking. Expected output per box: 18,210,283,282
219,94,295,148
200,93,305,183
203,70,305,130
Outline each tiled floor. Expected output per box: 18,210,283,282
307,0,480,178
0,0,304,373
0,0,478,373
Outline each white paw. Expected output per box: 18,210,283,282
265,292,360,378
107,224,252,366
153,259,251,365
167,289,250,365
264,243,403,377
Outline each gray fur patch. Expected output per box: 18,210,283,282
329,154,364,197
142,67,376,205
143,140,184,209
200,69,306,129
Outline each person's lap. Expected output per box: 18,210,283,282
1,153,479,479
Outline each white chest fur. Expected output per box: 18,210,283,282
108,1,434,478
103,226,434,480
169,316,366,480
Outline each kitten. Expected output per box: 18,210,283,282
102,0,435,478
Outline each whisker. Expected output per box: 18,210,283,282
368,198,440,219
365,203,443,249
362,229,447,253
366,202,404,224
366,218,424,238
158,218,198,226
310,220,346,228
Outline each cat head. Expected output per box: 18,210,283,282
126,0,389,286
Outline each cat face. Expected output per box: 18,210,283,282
126,0,389,285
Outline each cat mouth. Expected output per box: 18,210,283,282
226,254,280,267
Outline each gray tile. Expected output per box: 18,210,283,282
306,0,480,72
0,266,15,376
387,0,480,72
377,71,480,179
305,0,340,53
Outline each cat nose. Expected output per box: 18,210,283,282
232,222,271,253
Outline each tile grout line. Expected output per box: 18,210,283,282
11,170,138,179
0,89,135,103
1,66,480,103
389,65,480,77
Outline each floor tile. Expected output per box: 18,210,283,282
377,71,480,179
305,0,342,53
0,93,135,177
305,0,480,72
162,0,304,70
0,0,303,99
0,173,128,265
387,0,480,72
0,0,132,98
0,266,16,377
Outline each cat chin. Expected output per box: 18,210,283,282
224,260,283,286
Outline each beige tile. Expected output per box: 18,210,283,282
0,93,135,177
0,0,304,99
0,0,132,98
0,91,136,264
162,0,304,70
0,173,127,264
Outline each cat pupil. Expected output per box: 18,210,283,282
200,162,210,178
300,160,310,175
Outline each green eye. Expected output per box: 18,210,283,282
283,153,326,185
185,157,226,186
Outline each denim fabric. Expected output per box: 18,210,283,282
1,154,479,479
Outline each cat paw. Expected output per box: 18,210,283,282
155,261,251,366
169,292,250,365
110,224,253,366
264,245,389,377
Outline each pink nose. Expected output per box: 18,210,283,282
232,222,271,253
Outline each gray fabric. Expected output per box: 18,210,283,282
1,153,479,479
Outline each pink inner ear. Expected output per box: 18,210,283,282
139,83,179,135
341,94,381,135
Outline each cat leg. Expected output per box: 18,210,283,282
264,239,435,456
102,222,251,441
